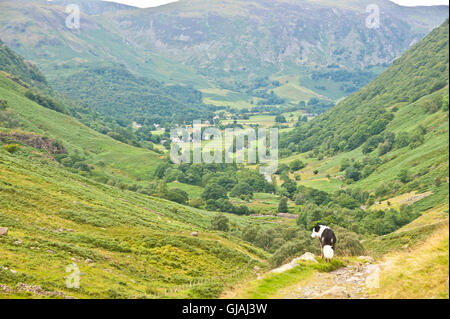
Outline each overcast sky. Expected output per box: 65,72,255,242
101,0,176,7
391,0,449,5
100,0,449,8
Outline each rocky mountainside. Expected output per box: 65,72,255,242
104,0,449,95
0,0,448,101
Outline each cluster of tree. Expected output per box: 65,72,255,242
311,69,375,93
24,90,68,114
274,115,286,123
275,160,306,177
298,98,335,115
362,128,426,156
255,91,286,106
52,64,219,128
240,222,364,266
205,197,255,216
156,163,273,192
219,76,281,97
339,157,381,182
154,162,275,214
55,152,93,176
210,213,230,232
274,168,372,212
117,179,190,204
296,202,420,236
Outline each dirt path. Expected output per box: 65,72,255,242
277,257,380,299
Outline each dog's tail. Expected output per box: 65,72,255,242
323,245,334,260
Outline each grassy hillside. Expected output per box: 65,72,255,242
0,2,448,300
51,63,217,127
0,38,280,299
0,72,164,183
366,204,449,299
282,20,449,155
0,146,274,298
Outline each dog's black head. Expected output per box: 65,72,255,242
311,225,322,239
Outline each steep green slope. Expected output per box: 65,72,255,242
0,40,47,88
283,20,449,155
0,41,165,184
282,85,449,197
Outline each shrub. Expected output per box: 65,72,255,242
378,140,392,156
442,94,449,111
24,90,67,113
395,132,411,148
188,198,203,208
289,159,306,172
202,183,228,201
332,226,365,256
2,144,20,154
345,166,361,181
0,99,7,110
210,214,229,232
187,282,224,299
230,182,253,198
397,169,411,183
270,240,304,267
166,190,188,204
278,197,289,213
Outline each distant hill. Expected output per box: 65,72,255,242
103,0,449,98
49,0,136,15
0,0,448,109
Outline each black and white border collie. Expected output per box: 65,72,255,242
311,225,337,262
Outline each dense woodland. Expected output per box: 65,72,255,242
53,64,219,127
